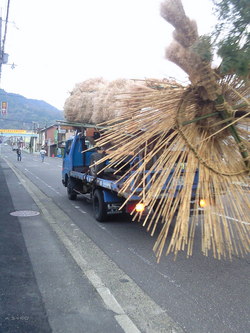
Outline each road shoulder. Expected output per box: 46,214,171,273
2,156,184,333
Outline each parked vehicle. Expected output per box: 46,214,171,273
62,126,204,222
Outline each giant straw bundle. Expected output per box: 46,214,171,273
90,0,250,260
64,78,154,124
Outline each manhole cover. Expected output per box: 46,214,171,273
10,210,40,217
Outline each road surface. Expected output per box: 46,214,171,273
1,145,249,333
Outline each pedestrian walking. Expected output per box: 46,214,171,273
40,148,47,162
16,148,22,161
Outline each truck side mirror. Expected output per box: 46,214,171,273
94,132,100,140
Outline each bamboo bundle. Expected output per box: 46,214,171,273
91,0,250,260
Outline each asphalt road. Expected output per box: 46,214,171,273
1,145,250,333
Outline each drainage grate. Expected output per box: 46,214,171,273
10,210,40,217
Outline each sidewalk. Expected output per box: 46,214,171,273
0,160,52,332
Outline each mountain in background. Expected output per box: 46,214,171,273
0,89,64,130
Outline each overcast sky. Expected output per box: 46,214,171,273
0,0,216,110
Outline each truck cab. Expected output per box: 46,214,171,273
62,133,95,187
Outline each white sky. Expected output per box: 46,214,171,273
0,0,216,110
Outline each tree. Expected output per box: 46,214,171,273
211,0,250,77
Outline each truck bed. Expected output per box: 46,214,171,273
69,170,134,198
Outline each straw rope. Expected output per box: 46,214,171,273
176,88,250,176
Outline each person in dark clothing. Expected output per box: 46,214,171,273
16,148,22,161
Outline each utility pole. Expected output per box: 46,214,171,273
0,15,2,79
0,0,11,80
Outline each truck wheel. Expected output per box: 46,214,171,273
90,152,105,177
93,189,107,222
67,178,77,200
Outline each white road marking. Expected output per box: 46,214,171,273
86,269,124,313
85,269,140,332
232,181,249,188
128,247,153,266
71,203,86,214
127,247,182,287
115,314,141,333
24,168,61,195
213,212,250,225
98,224,106,230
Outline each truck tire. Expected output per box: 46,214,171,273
93,189,107,222
67,178,77,200
90,152,105,177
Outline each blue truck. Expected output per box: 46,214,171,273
62,127,204,222
62,128,146,221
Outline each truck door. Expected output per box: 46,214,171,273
62,139,73,183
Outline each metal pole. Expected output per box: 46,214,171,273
0,16,2,83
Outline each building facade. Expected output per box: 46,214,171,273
37,125,75,157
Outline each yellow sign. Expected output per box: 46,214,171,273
2,102,7,109
1,101,8,115
0,129,27,134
